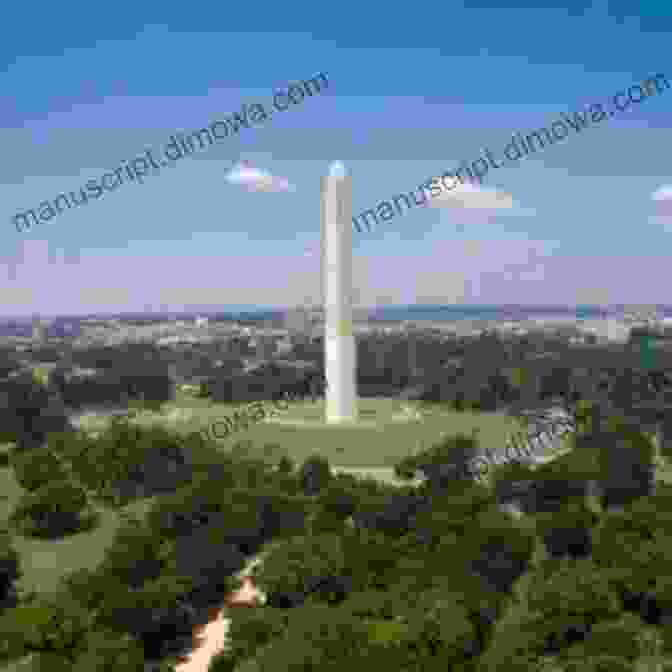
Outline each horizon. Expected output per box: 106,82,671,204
0,303,666,322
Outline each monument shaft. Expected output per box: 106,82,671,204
321,163,357,423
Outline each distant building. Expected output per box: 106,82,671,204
252,334,276,359
285,306,313,347
32,320,49,343
580,319,631,344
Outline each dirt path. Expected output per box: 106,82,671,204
172,553,267,672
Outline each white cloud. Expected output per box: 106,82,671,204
652,185,672,201
225,161,296,193
425,181,535,216
650,184,672,230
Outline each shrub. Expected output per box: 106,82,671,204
0,528,21,611
0,444,10,467
461,508,535,593
469,620,548,671
350,491,426,538
48,422,195,505
253,602,377,672
535,499,598,558
299,454,333,496
60,567,118,613
259,492,311,540
71,629,146,672
0,591,92,660
208,652,238,671
596,419,656,509
96,573,196,659
411,486,494,546
592,502,672,604
145,478,266,543
253,533,347,608
97,517,166,589
276,454,294,474
394,432,481,489
149,485,268,558
560,613,649,664
339,528,412,592
527,458,590,514
0,375,72,452
316,481,359,519
163,526,246,604
526,558,622,653
406,585,480,662
10,445,69,491
560,656,634,672
30,652,77,672
490,460,537,504
9,481,98,539
225,607,289,666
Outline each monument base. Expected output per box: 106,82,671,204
263,398,422,429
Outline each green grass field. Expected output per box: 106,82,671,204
0,461,156,599
77,394,519,469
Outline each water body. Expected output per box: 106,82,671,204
6,304,672,332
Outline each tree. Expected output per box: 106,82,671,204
559,655,634,671
96,573,196,660
597,415,656,508
526,457,591,515
9,481,98,539
459,508,535,594
71,629,146,672
475,618,550,672
97,516,166,589
252,602,379,672
394,432,482,489
339,528,412,592
276,454,294,474
534,498,598,558
163,525,247,604
560,613,650,666
0,528,20,611
0,374,72,452
60,567,117,614
299,454,333,495
350,491,426,538
258,492,311,540
525,558,623,654
0,590,92,663
208,652,238,671
223,606,289,667
253,533,347,608
9,444,69,491
404,585,480,663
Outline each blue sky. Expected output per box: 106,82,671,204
1,0,671,316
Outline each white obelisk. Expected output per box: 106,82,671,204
321,161,357,423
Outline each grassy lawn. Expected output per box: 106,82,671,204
197,398,517,468
80,395,519,469
0,461,156,600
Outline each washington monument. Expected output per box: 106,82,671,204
321,161,357,423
